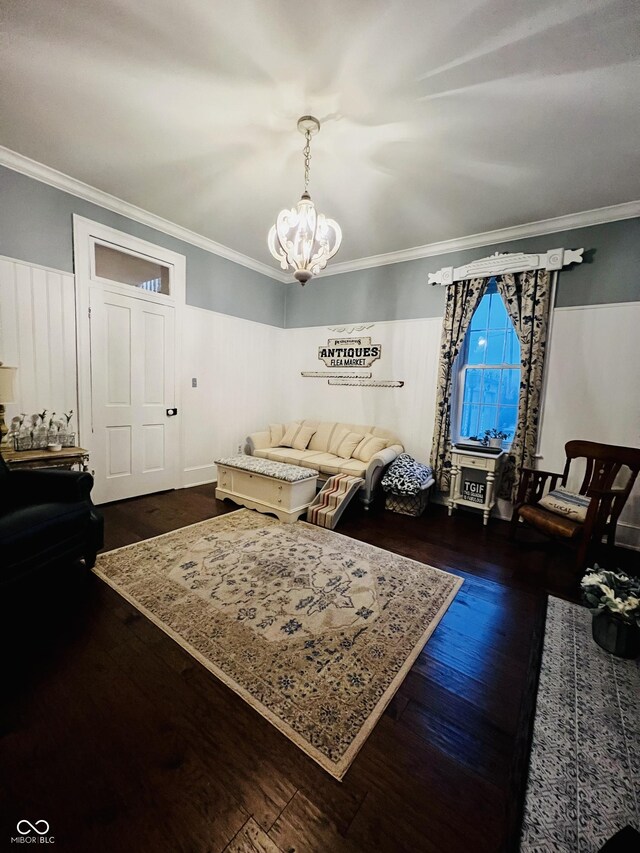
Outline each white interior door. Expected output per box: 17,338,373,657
89,286,178,503
74,217,186,506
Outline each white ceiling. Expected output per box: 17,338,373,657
2,0,639,272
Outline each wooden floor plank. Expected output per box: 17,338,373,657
4,486,631,852
225,818,285,853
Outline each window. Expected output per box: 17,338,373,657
94,243,171,295
456,280,520,444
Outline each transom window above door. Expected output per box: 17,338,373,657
455,279,521,444
94,243,171,295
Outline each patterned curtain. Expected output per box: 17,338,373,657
430,277,490,490
495,269,551,500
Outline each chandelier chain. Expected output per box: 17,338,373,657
303,129,311,193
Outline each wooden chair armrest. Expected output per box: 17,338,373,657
585,486,626,498
584,486,628,532
514,468,563,507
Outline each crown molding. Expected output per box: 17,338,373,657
321,200,640,278
2,145,638,284
0,146,289,282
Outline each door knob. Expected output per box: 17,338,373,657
166,408,178,416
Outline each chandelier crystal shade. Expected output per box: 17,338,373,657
268,116,342,285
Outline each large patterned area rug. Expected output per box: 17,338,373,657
520,597,640,850
95,509,462,779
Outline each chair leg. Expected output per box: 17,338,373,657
575,536,591,574
509,508,520,540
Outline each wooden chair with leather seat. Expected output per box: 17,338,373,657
511,440,640,571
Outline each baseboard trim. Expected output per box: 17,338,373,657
182,463,216,489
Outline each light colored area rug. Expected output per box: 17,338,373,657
95,508,462,779
520,597,640,851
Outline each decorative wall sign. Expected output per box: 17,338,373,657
327,324,375,334
328,379,404,388
318,337,382,368
301,371,372,379
462,479,486,504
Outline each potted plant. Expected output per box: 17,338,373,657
32,410,49,449
61,410,75,446
484,428,510,449
581,566,640,658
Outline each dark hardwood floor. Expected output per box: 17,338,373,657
2,486,634,853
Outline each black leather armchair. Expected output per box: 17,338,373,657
0,452,103,589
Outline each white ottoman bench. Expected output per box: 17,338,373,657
215,455,319,523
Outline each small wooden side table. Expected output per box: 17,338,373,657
1,446,90,472
448,447,506,526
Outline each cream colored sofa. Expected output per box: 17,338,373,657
245,420,404,509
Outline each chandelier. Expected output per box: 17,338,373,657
268,116,342,285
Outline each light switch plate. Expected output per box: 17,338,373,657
191,377,197,388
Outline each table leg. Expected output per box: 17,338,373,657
448,464,459,516
484,471,496,526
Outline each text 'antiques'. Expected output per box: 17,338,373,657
318,337,382,368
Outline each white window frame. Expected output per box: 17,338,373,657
452,284,521,447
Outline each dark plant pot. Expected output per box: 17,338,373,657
592,611,640,659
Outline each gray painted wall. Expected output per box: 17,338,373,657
284,218,640,327
2,164,638,331
0,166,286,327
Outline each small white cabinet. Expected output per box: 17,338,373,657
448,447,506,526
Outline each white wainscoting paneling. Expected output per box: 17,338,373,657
283,305,640,548
0,257,77,428
537,302,640,549
280,318,443,461
181,306,284,487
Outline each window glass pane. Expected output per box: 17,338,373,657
94,243,170,294
482,369,501,405
470,295,489,330
501,369,520,406
467,331,487,364
486,330,505,364
497,406,518,436
503,327,520,364
463,369,482,404
488,294,508,329
478,406,497,434
460,403,479,438
456,287,521,446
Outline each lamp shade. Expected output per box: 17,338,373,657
0,365,17,402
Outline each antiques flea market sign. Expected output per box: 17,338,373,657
318,337,382,368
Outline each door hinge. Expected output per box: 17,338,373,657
88,306,92,319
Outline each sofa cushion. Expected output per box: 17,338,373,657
353,434,388,462
274,449,313,466
269,423,286,447
333,458,368,478
307,422,340,453
280,421,303,447
293,426,316,450
328,427,349,455
331,429,364,458
251,447,369,478
260,448,293,462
